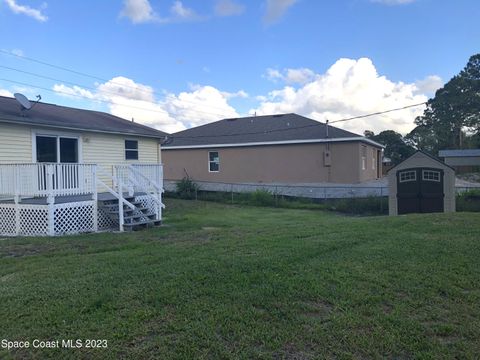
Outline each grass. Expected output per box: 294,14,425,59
1,199,480,359
167,189,390,215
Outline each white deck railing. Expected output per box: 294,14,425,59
0,163,164,199
0,163,96,198
116,164,163,193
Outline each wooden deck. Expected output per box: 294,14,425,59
0,192,147,205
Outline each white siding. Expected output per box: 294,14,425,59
0,123,33,163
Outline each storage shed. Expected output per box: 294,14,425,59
388,151,455,215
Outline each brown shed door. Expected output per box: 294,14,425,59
397,168,444,214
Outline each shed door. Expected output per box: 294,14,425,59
397,168,444,214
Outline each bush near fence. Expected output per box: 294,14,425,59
456,189,480,212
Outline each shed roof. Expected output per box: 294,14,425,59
388,150,454,173
0,95,167,139
438,149,480,158
164,113,383,149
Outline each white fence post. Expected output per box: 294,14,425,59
118,174,124,232
14,166,20,235
46,164,55,236
92,165,98,232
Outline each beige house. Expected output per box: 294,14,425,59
163,114,384,184
0,94,166,236
388,151,455,215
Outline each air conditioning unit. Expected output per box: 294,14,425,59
324,150,331,167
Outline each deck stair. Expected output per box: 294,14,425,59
98,194,161,231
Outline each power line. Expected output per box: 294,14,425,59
0,77,236,118
0,49,242,114
169,102,427,140
328,102,427,123
1,65,235,117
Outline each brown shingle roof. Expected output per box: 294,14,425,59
0,95,167,139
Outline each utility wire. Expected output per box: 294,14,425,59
169,102,427,139
0,65,234,117
0,77,236,118
0,49,241,114
328,102,427,123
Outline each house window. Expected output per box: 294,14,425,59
399,170,416,183
422,170,440,182
36,135,78,163
125,140,138,160
361,145,367,170
372,148,376,170
209,151,219,172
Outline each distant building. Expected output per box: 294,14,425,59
438,149,480,173
163,113,384,184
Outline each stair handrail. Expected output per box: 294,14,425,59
96,167,137,210
128,165,163,194
126,173,163,206
128,165,165,220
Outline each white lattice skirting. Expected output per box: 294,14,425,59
0,201,116,237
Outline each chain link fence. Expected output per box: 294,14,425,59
164,179,480,215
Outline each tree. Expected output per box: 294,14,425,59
366,130,415,165
410,54,480,154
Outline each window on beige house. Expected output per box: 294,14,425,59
361,145,367,170
209,151,219,172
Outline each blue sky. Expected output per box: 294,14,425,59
0,0,479,134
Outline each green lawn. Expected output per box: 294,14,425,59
1,200,480,359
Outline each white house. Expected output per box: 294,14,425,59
0,94,167,236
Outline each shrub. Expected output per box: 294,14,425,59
457,189,480,212
248,189,276,207
175,177,199,200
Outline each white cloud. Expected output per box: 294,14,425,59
415,75,443,96
371,0,416,5
120,0,158,24
0,88,13,97
52,84,95,100
221,89,249,99
263,0,298,24
10,48,24,56
163,85,239,128
52,78,241,133
214,0,245,16
265,67,316,84
120,0,203,24
170,1,198,20
253,58,428,135
4,0,48,22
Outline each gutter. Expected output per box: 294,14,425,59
163,137,385,150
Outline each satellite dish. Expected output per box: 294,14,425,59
14,93,32,110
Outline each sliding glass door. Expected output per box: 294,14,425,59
36,135,80,192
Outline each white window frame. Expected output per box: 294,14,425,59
372,149,376,170
208,151,220,173
32,130,82,163
422,170,440,182
125,139,139,161
399,170,416,183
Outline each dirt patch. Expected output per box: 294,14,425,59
297,300,333,321
0,244,53,258
0,273,16,282
381,302,393,315
273,343,313,360
202,227,221,231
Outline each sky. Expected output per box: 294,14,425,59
0,0,479,135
